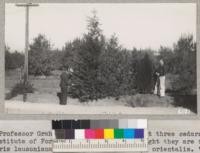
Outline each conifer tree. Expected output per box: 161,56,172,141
73,10,105,101
136,53,154,93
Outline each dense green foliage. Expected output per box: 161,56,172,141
28,34,55,76
71,12,105,101
136,53,154,94
98,35,135,99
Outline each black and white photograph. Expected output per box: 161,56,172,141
5,3,197,114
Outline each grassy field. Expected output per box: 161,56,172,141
5,69,60,94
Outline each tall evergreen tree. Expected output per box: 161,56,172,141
172,35,196,93
73,10,105,101
136,53,154,93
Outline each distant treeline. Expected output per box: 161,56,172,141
5,12,196,101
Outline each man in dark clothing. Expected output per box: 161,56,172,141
59,68,72,105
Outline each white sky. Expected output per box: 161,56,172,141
5,3,196,52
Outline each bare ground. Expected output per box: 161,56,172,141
5,92,193,115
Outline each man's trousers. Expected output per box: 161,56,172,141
154,76,165,97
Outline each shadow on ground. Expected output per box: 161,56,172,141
171,95,197,113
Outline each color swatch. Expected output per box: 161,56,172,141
52,119,146,140
104,129,114,139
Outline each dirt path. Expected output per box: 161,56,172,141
5,92,194,115
5,100,192,115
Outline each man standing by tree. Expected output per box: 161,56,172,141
59,67,72,105
154,59,166,97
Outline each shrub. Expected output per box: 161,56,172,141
10,81,35,98
124,94,174,107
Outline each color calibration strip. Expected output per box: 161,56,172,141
53,128,144,139
52,119,147,152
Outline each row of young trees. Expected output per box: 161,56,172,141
5,46,24,70
5,11,196,101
